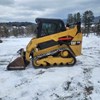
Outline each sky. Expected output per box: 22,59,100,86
0,0,99,22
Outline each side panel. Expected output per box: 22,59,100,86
25,26,78,62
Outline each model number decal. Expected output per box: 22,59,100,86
71,41,81,45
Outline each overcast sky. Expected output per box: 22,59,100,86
0,0,99,22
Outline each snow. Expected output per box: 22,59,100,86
0,35,100,100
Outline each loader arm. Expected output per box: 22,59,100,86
25,25,78,62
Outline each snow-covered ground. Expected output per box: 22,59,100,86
0,35,100,100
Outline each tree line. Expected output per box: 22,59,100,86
0,22,37,37
0,10,100,37
67,10,100,36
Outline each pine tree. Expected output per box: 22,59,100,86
77,12,81,22
67,14,74,24
74,12,81,23
82,10,94,36
74,13,77,23
96,19,100,36
3,26,9,37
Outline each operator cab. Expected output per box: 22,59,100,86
35,18,66,50
35,18,66,38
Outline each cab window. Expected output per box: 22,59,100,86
41,22,63,36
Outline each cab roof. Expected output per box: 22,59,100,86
35,18,64,24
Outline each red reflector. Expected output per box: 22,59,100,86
59,37,72,41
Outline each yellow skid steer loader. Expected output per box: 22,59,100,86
7,18,82,70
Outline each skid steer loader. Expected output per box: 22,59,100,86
7,18,82,70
